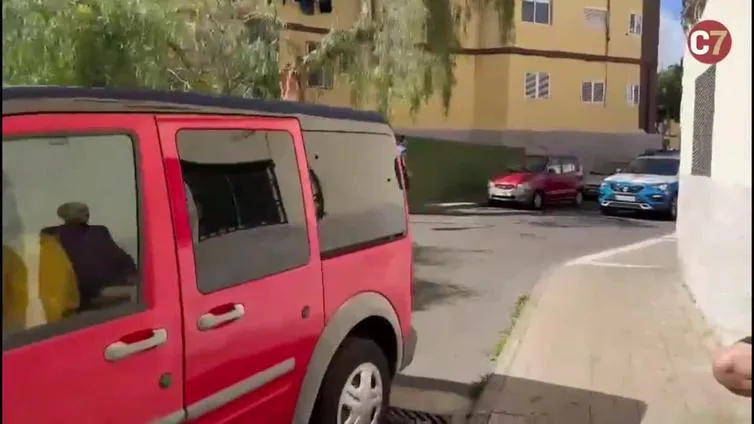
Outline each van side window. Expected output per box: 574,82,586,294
303,132,407,257
176,130,309,293
3,134,140,348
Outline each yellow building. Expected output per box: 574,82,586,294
280,0,660,135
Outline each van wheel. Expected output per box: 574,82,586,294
311,337,391,424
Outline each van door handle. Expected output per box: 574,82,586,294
105,329,168,362
198,304,245,331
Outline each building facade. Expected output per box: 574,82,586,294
280,0,659,135
678,0,752,344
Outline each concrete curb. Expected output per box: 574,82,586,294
466,267,557,422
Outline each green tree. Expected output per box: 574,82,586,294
681,0,707,31
3,0,515,117
657,63,683,122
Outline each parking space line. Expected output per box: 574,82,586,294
564,234,675,266
579,261,665,269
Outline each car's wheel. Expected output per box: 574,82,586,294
666,195,678,221
600,206,614,216
311,337,391,424
487,198,498,208
530,191,545,210
574,190,584,208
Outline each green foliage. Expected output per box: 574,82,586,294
404,137,524,210
681,0,706,31
3,0,516,117
657,63,683,122
3,0,178,88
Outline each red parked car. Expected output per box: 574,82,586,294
487,154,584,209
2,86,416,424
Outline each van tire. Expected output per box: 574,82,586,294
311,337,392,424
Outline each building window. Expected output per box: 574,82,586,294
306,41,334,89
583,7,607,30
627,83,640,106
525,72,550,99
581,81,605,103
628,13,643,35
522,0,551,25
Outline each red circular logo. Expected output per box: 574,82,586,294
687,20,732,65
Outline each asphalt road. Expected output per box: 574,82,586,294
399,202,675,386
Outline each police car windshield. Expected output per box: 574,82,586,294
624,157,679,176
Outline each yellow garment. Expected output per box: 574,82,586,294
38,234,79,323
3,245,28,332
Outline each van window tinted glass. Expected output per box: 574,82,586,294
176,130,309,293
303,132,407,256
3,134,140,342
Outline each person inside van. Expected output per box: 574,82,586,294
41,202,137,313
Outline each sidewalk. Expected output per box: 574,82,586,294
470,236,752,424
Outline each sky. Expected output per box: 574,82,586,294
658,0,686,69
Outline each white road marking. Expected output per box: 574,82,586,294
564,233,675,266
579,261,665,269
427,202,479,208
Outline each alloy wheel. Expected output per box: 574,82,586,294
337,362,383,424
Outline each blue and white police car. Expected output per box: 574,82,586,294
598,149,680,220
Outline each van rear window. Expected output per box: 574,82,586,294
303,131,407,258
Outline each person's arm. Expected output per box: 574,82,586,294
712,337,752,397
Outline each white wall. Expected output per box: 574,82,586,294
678,0,752,344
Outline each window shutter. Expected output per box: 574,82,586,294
584,8,607,30
538,72,550,98
525,72,538,99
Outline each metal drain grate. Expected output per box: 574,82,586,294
383,406,451,424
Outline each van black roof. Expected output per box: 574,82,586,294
2,85,387,124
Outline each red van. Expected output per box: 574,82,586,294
487,154,584,209
2,86,416,424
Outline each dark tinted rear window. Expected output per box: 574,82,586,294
303,131,407,257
